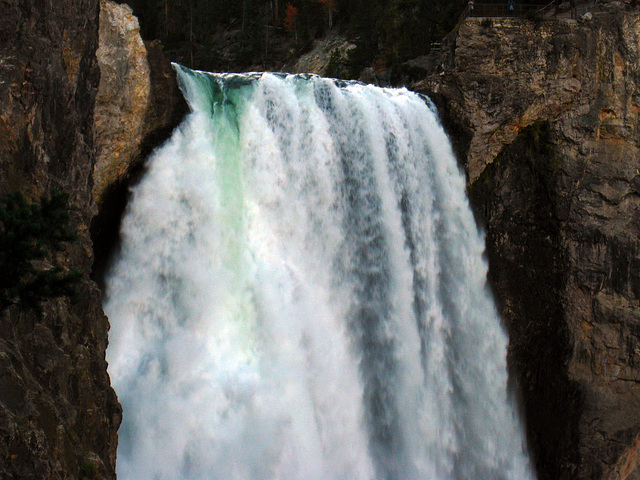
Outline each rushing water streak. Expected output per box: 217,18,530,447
105,64,535,480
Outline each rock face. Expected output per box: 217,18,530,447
93,0,183,207
92,0,185,282
416,8,640,480
0,0,121,478
4,1,640,478
94,0,151,206
289,32,355,76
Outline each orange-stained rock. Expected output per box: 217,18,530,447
93,0,151,205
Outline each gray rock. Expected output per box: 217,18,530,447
417,10,640,480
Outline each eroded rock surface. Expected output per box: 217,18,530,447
93,0,151,206
94,0,184,207
417,8,640,480
289,32,355,76
91,0,185,283
0,0,121,478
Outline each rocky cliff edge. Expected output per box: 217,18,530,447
416,6,640,480
0,0,121,478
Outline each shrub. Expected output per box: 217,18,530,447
325,48,348,79
78,461,98,479
0,189,82,311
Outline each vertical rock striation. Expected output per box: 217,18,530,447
0,0,121,478
93,0,151,207
91,0,185,281
93,0,184,207
416,7,640,480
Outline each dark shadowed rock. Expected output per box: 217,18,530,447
0,0,121,478
416,9,640,480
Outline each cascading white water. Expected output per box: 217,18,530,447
104,64,535,480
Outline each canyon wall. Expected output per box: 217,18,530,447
3,0,640,478
0,0,121,478
0,0,183,477
415,7,640,480
91,0,185,281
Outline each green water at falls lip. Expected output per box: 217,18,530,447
104,65,536,480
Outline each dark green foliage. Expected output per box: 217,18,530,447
0,189,82,311
324,48,348,78
118,0,555,77
119,0,323,70
78,461,98,479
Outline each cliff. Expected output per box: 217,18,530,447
0,0,200,477
91,0,185,282
4,0,640,478
415,6,640,480
0,0,121,478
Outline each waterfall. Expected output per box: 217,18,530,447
104,64,535,480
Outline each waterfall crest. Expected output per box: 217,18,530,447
105,65,535,480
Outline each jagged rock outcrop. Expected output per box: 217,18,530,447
94,0,151,206
93,0,183,207
289,32,355,76
0,0,121,478
416,7,640,480
92,0,185,281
